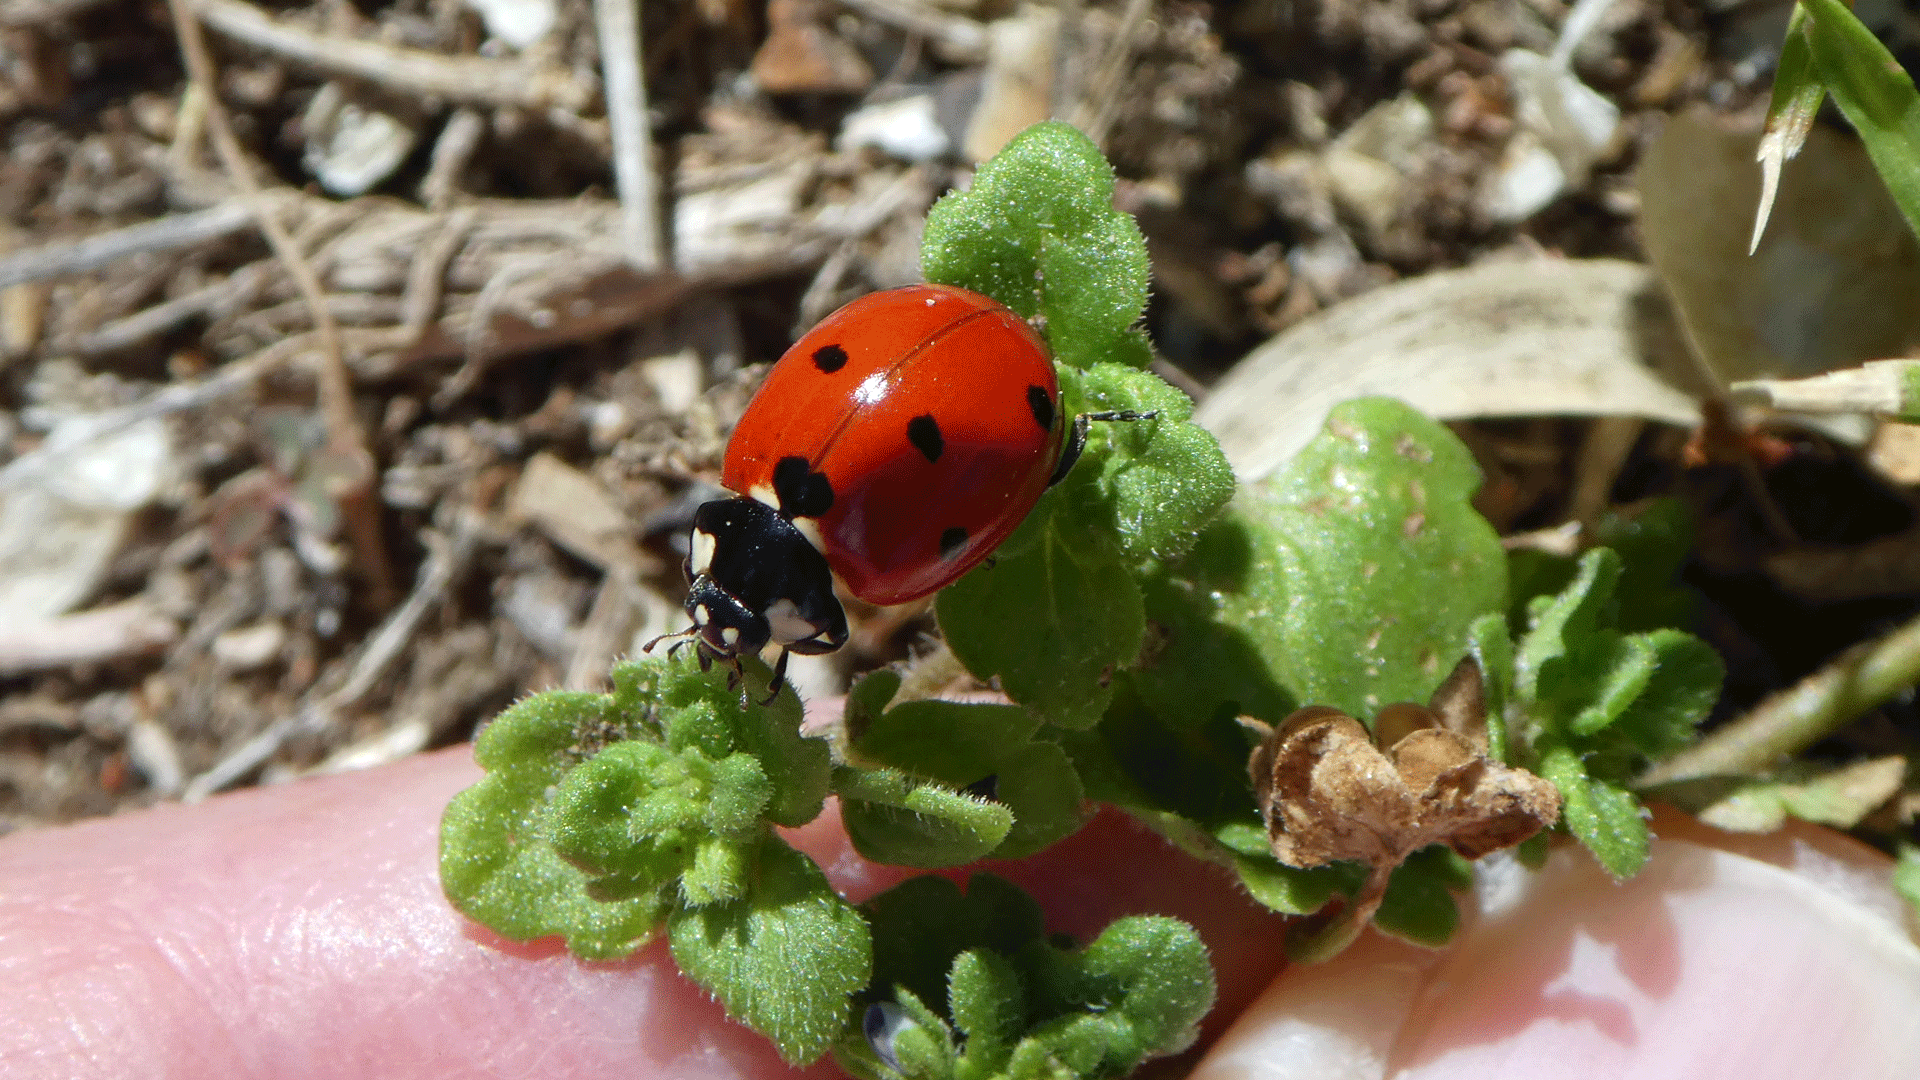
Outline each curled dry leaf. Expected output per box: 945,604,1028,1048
1245,658,1562,938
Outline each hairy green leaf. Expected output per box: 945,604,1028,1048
669,839,872,1065
836,765,1016,868
1540,745,1650,878
938,522,1144,729
439,691,667,959
1231,398,1508,718
1057,364,1235,564
1371,847,1473,947
921,122,1152,371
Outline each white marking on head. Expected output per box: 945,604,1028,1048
766,598,820,645
791,515,825,550
720,626,740,647
688,529,717,575
694,603,712,627
748,484,780,510
854,372,888,406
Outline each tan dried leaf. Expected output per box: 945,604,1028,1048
1246,658,1562,937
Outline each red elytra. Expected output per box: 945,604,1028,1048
723,283,1061,606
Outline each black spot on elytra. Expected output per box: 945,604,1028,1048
772,456,835,518
939,526,968,559
907,414,944,463
1027,385,1055,434
812,344,848,373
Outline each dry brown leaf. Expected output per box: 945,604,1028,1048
1246,658,1561,935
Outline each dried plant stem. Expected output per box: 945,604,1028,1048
593,0,664,270
194,0,596,112
0,0,110,26
169,0,395,604
834,0,986,61
1640,610,1920,785
0,201,260,288
1071,0,1153,144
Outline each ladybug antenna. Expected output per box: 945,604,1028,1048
642,626,699,656
1050,409,1159,487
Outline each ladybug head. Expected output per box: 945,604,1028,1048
647,496,849,699
683,572,773,662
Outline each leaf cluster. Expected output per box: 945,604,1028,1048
1499,548,1726,877
440,657,866,1064
835,875,1215,1080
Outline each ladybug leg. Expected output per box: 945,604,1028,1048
1048,409,1160,488
759,648,792,706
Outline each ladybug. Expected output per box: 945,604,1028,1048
649,283,1150,696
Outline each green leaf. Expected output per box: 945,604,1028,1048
948,949,1028,1067
1371,847,1472,948
849,671,1042,780
1554,631,1657,737
625,654,830,828
1799,0,1920,240
938,521,1145,729
1032,915,1217,1070
1609,629,1725,760
1540,745,1650,879
1123,520,1299,734
668,838,872,1066
1753,3,1825,251
1515,548,1622,706
1230,398,1509,718
861,874,1048,1022
1075,690,1258,828
1057,364,1235,564
1660,756,1908,832
546,740,769,898
836,765,1016,869
848,677,1090,860
439,691,667,959
1467,613,1514,763
1590,499,1697,634
1230,851,1355,916
921,122,1152,371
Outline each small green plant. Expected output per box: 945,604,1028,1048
439,123,1726,1075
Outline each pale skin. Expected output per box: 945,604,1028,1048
4,709,1918,1078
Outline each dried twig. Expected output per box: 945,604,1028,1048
0,0,112,27
1071,0,1154,145
194,0,597,112
0,601,179,676
593,0,664,270
0,201,260,288
0,331,318,493
71,261,274,355
420,108,486,210
834,0,986,62
170,0,396,604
